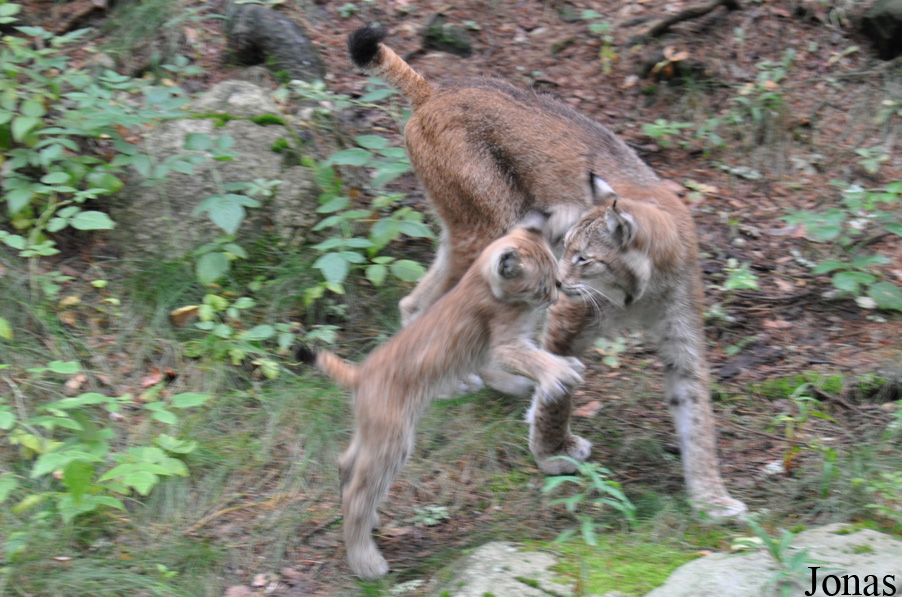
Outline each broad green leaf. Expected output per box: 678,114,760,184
6,188,33,215
886,223,902,237
62,461,94,501
11,115,41,142
158,457,189,476
355,135,388,150
122,471,158,496
868,282,902,311
207,197,245,234
316,195,350,213
832,271,875,293
69,211,115,231
0,475,18,503
155,434,198,454
398,220,435,238
241,324,275,341
1,233,26,250
357,88,395,102
170,392,210,409
0,409,15,429
851,254,890,268
48,361,80,374
232,297,255,309
0,316,12,341
184,133,212,151
196,252,230,285
811,260,848,275
327,148,372,167
366,263,387,286
40,171,70,185
85,172,124,193
314,252,350,285
389,259,426,282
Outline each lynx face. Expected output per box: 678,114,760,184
558,203,652,310
484,226,561,309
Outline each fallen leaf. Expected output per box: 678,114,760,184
52,556,73,562
773,278,795,293
59,295,80,308
140,368,164,388
169,305,199,328
58,311,78,327
573,400,603,418
763,319,792,329
223,586,253,597
65,373,88,391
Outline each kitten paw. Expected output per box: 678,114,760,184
533,435,592,475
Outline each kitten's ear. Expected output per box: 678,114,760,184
589,172,618,204
605,200,637,249
517,210,550,235
497,248,523,279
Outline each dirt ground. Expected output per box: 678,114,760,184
16,0,902,594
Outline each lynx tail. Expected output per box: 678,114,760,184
347,24,433,109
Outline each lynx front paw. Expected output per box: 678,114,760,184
533,434,592,475
347,543,390,579
537,360,584,403
695,495,748,520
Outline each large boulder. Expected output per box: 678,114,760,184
646,523,902,597
108,81,318,260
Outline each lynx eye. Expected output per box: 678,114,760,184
572,253,592,266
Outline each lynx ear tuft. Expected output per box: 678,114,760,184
348,24,388,68
497,248,523,279
605,200,637,248
589,172,618,203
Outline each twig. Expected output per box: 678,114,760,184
300,514,342,542
642,0,741,40
809,386,885,421
726,420,794,443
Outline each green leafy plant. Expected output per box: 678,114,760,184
855,146,889,175
723,258,760,292
0,361,209,537
728,49,795,141
737,518,830,597
290,80,436,306
180,293,289,376
641,119,693,148
853,472,902,529
783,181,902,311
772,383,837,477
542,457,637,545
580,10,617,74
593,337,628,368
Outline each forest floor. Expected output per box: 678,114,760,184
4,0,902,595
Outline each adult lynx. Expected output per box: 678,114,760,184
298,217,584,578
347,25,746,520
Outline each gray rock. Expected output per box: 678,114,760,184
861,0,902,60
189,80,281,119
429,542,576,596
224,2,325,82
422,13,474,58
108,83,318,260
646,523,902,597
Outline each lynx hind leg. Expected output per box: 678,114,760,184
340,427,414,578
527,390,592,474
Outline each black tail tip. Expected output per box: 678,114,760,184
348,24,387,68
295,343,317,366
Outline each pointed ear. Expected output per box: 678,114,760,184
605,200,637,248
517,210,550,235
497,248,523,279
589,172,618,204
